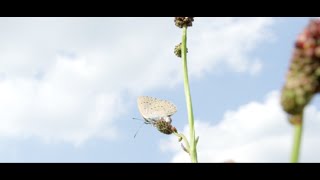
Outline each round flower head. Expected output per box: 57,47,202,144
174,17,194,28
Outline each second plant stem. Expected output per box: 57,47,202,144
181,25,198,163
290,113,303,163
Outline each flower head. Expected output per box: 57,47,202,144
155,119,177,135
174,17,194,28
281,19,320,117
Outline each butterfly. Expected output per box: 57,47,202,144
136,96,177,135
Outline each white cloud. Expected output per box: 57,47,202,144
0,17,275,145
160,91,320,162
188,17,274,77
0,55,123,146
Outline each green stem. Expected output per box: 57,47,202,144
173,132,190,153
290,113,303,163
181,25,198,163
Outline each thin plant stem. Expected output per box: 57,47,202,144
181,25,198,163
290,113,303,163
173,132,190,152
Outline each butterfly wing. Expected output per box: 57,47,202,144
137,96,177,120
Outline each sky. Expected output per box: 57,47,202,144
0,17,319,162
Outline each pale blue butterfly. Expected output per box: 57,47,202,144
135,96,177,136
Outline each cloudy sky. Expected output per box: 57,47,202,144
0,17,319,162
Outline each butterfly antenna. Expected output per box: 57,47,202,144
132,117,144,121
134,122,146,138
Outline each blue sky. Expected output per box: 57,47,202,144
0,17,319,162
